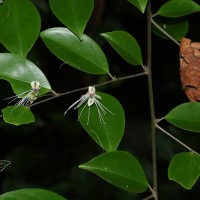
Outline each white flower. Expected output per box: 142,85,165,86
64,86,114,125
6,81,41,108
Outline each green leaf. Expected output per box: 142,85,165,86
153,17,188,41
0,0,41,56
0,53,51,95
101,31,143,66
157,0,200,17
78,92,125,152
165,102,200,132
127,0,148,13
79,151,148,193
2,106,35,125
41,27,109,75
0,188,67,200
168,152,200,189
49,0,94,40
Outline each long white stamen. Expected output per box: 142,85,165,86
96,100,107,115
64,98,83,115
64,94,90,115
94,100,105,124
10,92,32,111
16,98,26,106
5,90,32,104
75,94,89,109
78,102,88,121
64,86,114,125
87,105,91,125
95,98,114,116
6,81,41,111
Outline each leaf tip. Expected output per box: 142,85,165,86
78,164,88,171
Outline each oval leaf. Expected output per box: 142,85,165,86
79,151,148,193
2,106,35,125
0,53,51,95
49,0,94,40
0,188,67,200
127,0,148,13
101,31,143,65
168,152,200,189
78,92,125,152
165,102,200,132
153,18,188,41
0,0,41,56
41,27,109,75
157,0,200,17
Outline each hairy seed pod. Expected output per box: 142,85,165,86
180,38,200,101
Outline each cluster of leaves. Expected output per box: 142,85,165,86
0,0,200,199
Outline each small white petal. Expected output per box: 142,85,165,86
31,81,40,90
88,86,95,96
88,97,94,106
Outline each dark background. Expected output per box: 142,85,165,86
0,0,200,199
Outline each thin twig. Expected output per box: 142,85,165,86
156,117,165,123
108,72,116,80
29,71,147,108
151,18,180,46
156,124,200,155
147,2,158,200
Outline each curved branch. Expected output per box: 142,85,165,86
29,71,147,108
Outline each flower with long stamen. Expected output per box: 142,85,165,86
64,86,114,125
6,81,41,108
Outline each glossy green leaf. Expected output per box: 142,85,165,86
168,152,200,189
41,27,109,75
153,18,188,41
165,102,200,132
0,188,67,200
49,0,94,40
0,53,51,95
78,92,125,152
0,0,41,56
127,0,148,13
79,151,148,193
157,0,200,17
2,106,35,125
101,31,143,65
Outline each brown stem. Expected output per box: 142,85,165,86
29,71,147,108
147,2,158,199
